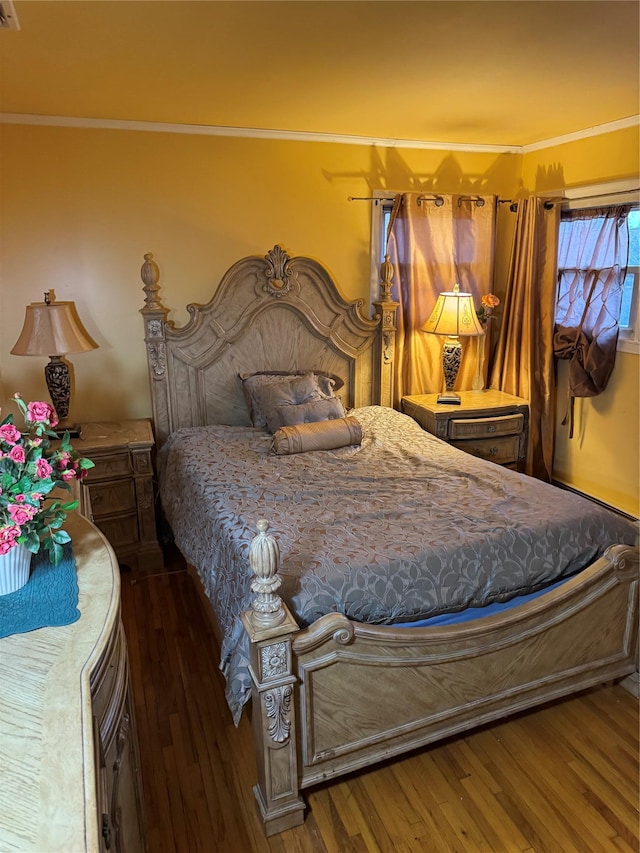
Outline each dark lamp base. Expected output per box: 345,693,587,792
437,393,462,405
52,423,82,439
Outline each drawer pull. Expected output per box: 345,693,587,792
488,446,499,457
487,424,497,433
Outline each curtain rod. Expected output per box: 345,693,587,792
347,194,494,207
348,187,639,209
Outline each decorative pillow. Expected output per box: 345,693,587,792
276,397,346,428
271,416,363,455
246,374,321,432
239,370,344,428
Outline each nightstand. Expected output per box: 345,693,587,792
73,419,163,570
401,390,529,469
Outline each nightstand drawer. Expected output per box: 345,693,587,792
450,434,520,465
87,452,132,482
88,480,137,518
95,513,140,548
449,413,524,440
65,420,163,570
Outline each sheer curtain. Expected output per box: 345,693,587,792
387,193,497,404
553,205,631,437
490,198,560,481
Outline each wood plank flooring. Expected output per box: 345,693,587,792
119,554,639,853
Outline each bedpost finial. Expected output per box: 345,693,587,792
379,254,395,302
250,520,280,581
140,252,164,311
249,519,285,628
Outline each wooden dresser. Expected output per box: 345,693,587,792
0,513,146,852
75,420,163,570
401,390,530,469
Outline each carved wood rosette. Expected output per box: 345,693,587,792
263,245,299,298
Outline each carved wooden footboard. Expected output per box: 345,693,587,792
242,521,639,836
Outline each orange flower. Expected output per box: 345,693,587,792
481,293,500,309
476,293,500,326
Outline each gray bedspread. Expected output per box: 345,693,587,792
157,405,637,723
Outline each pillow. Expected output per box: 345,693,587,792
271,416,362,455
275,397,346,428
239,370,344,428
247,373,321,432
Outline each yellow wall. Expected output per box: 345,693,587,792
0,122,519,422
521,126,640,517
1,121,637,514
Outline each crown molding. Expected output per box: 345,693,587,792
0,112,637,154
521,115,639,152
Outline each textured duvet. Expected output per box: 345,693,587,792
157,406,637,723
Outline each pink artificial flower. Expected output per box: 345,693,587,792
8,445,26,464
30,437,43,447
0,423,21,445
35,458,53,479
0,524,22,554
57,451,71,470
0,525,20,544
27,401,56,424
8,504,37,525
62,470,76,481
30,492,44,502
14,494,26,503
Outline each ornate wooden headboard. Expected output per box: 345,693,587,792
140,245,399,446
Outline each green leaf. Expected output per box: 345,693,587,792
44,540,64,565
51,529,71,544
22,532,40,553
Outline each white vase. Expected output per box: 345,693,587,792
0,543,32,596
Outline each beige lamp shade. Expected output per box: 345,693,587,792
11,298,97,356
422,284,485,338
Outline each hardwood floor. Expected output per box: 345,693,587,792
120,553,639,853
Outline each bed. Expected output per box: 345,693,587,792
140,245,639,836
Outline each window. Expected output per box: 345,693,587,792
618,208,639,351
368,193,396,309
555,204,639,354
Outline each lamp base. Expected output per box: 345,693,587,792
436,392,461,405
44,355,71,421
51,423,82,439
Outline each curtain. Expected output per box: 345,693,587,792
387,193,497,404
490,198,560,481
553,205,631,437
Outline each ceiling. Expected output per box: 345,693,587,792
1,0,638,149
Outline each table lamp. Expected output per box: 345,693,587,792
422,283,484,404
11,292,98,435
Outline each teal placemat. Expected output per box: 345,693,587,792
0,544,80,639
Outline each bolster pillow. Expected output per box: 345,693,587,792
271,416,363,455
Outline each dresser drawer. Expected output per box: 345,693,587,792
88,480,137,517
449,413,524,440
88,451,132,482
450,434,521,465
